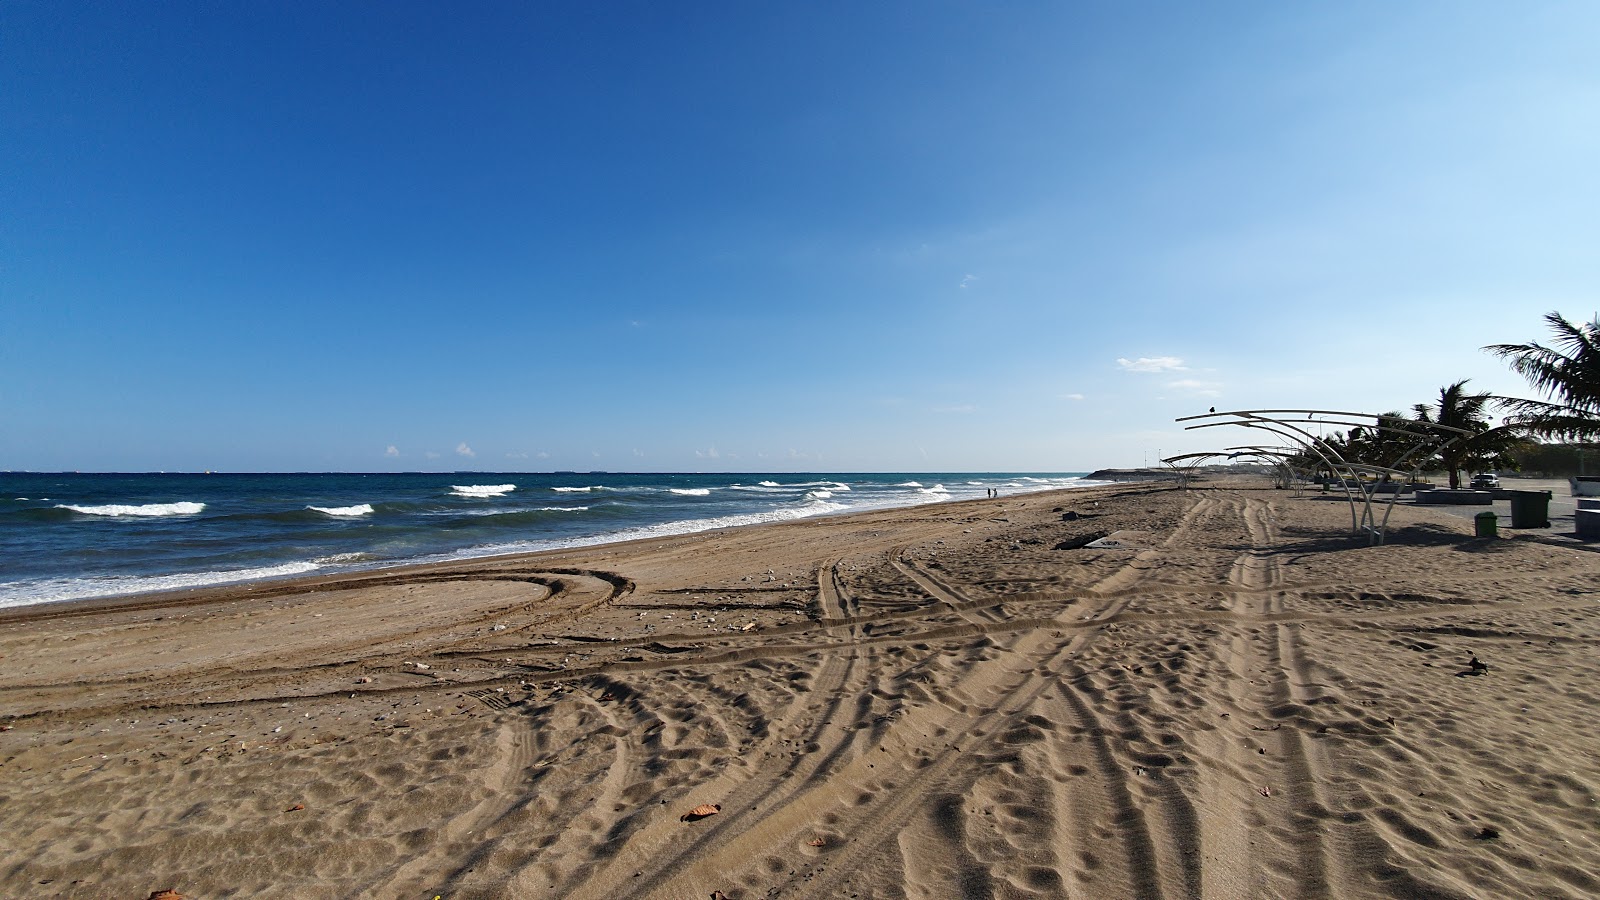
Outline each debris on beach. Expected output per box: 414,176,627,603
742,622,759,632
680,803,722,822
807,836,827,847
147,891,185,900
1257,785,1272,797
286,803,305,812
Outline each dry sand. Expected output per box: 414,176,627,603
3,478,1599,899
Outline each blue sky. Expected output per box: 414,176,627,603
4,2,1597,472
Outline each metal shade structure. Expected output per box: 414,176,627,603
1168,409,1476,544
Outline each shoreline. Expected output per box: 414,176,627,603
0,472,1101,613
4,477,1598,898
0,487,1071,625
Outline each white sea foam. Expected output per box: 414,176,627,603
0,561,321,609
59,501,206,517
808,490,834,500
438,499,854,564
552,486,602,493
668,488,711,496
758,481,780,487
827,482,851,491
315,552,381,564
898,481,923,488
918,484,950,494
308,504,375,517
451,484,516,498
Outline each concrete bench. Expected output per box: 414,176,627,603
1413,489,1493,506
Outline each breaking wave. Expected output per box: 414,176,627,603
668,488,711,496
58,502,206,518
308,504,375,518
451,484,516,498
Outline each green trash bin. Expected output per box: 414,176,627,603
1475,511,1498,538
1508,490,1552,528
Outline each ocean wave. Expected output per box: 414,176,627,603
898,481,923,488
478,506,589,516
758,481,780,487
58,501,206,518
315,552,383,564
451,484,516,498
918,484,950,494
807,490,833,500
668,488,711,496
308,504,375,518
552,486,604,493
0,561,321,609
440,499,855,563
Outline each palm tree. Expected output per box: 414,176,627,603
1485,312,1600,440
1411,380,1519,488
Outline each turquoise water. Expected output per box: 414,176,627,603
0,472,1099,609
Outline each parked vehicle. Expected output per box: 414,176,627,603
1470,474,1500,490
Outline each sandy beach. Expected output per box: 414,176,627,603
3,478,1599,899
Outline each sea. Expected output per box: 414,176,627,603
0,472,1102,610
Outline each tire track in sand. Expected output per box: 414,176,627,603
614,550,1147,899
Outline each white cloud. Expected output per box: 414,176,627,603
505,450,529,459
1117,356,1187,373
695,446,721,459
384,445,400,457
1166,378,1223,397
959,273,976,289
456,442,476,458
1062,393,1085,401
537,451,550,459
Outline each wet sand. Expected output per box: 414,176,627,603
3,478,1599,898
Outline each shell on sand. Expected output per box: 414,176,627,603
680,803,722,822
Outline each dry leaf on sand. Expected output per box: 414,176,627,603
680,803,722,822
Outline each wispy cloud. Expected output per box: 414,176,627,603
959,273,976,289
1167,378,1222,397
455,442,475,458
424,451,441,460
505,450,529,459
1117,356,1187,373
695,446,721,459
384,445,400,457
1062,393,1085,401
